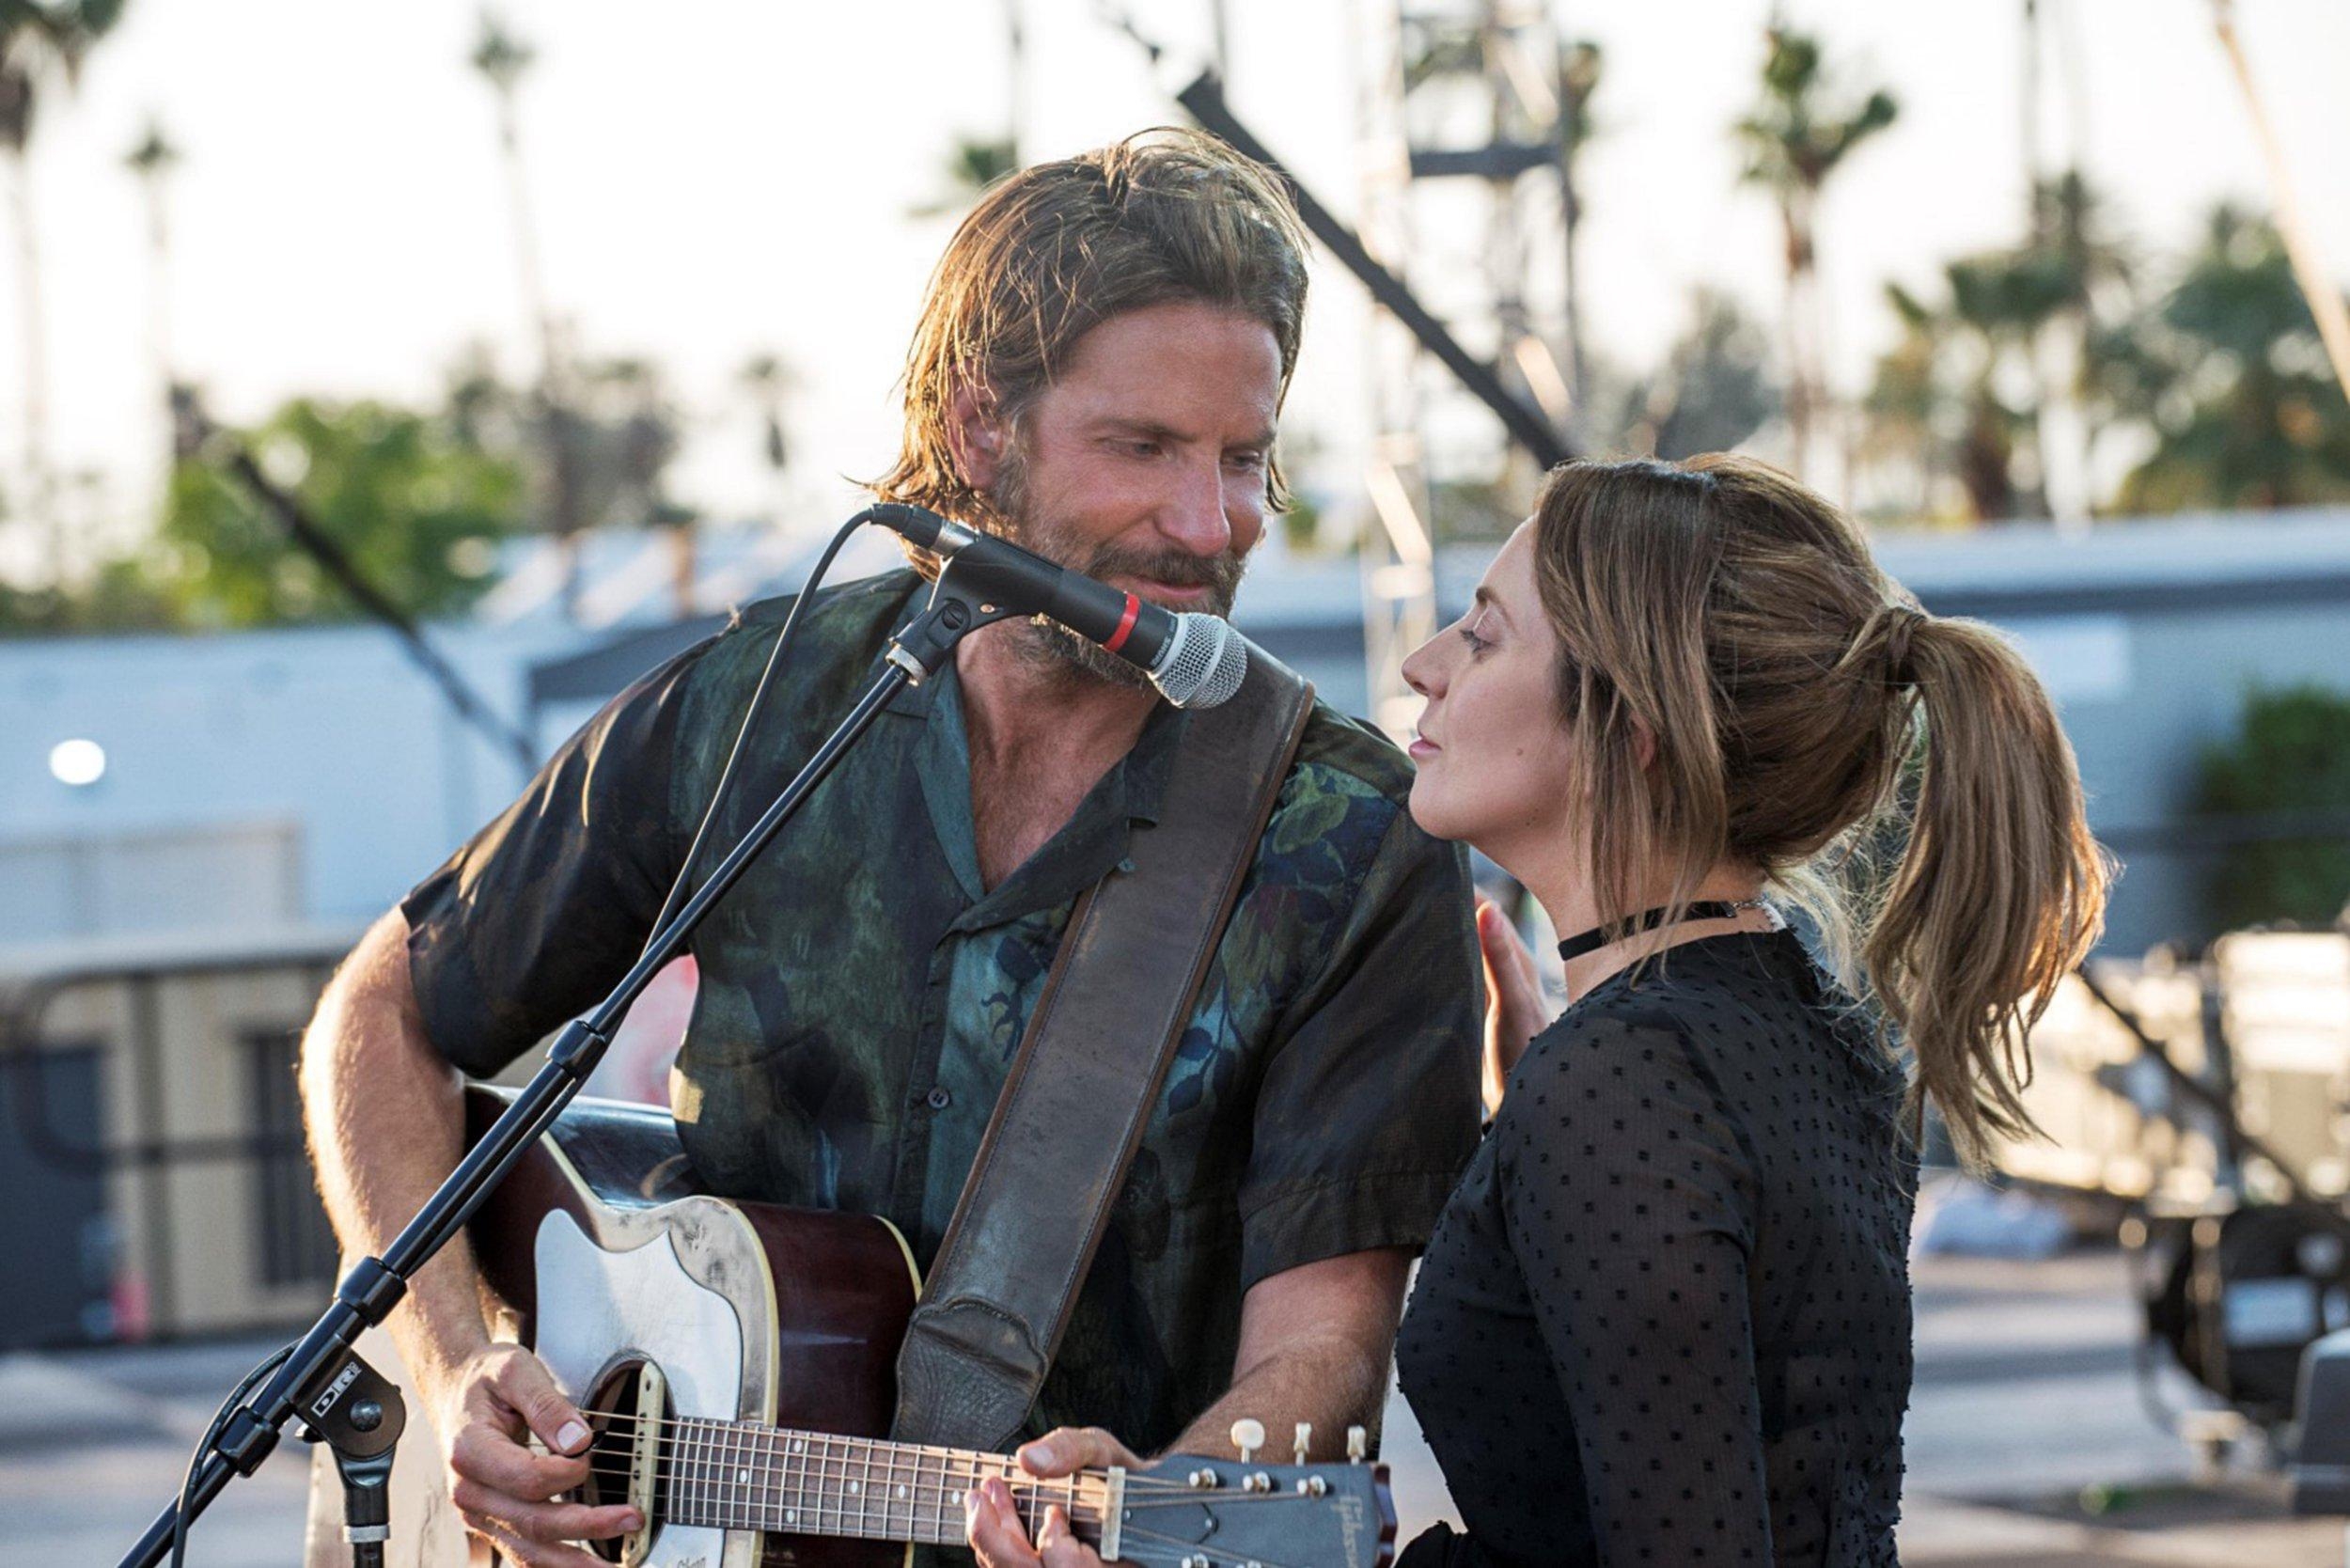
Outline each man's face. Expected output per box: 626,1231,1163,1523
971,300,1282,686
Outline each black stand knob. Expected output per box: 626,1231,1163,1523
301,1352,406,1567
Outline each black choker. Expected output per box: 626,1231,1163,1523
1556,900,1766,963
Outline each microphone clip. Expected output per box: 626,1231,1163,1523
884,562,1029,683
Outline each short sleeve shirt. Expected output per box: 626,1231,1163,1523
402,568,1483,1458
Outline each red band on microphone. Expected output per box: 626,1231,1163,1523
1103,592,1141,655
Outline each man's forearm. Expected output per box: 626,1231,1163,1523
298,912,495,1395
1170,1332,1391,1464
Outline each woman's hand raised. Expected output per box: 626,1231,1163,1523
1479,898,1550,1117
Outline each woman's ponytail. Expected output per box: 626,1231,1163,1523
1861,614,2112,1169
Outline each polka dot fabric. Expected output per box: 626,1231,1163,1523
1395,929,1916,1567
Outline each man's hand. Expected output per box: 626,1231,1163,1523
432,1342,638,1567
964,1427,1138,1568
1478,898,1550,1115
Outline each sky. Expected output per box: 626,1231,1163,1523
7,0,2348,573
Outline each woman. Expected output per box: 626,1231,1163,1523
967,455,2109,1566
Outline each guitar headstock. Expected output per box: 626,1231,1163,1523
1101,1422,1394,1567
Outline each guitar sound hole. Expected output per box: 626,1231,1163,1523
579,1357,661,1564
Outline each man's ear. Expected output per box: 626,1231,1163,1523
946,383,1008,493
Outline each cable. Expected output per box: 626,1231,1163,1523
171,1339,297,1567
641,513,874,949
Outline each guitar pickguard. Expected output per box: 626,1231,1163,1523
537,1209,749,1568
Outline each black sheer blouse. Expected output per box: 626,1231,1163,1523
1394,929,1917,1567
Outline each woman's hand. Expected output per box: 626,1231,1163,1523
964,1426,1140,1568
1478,898,1549,1116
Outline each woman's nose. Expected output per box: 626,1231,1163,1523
1401,632,1445,699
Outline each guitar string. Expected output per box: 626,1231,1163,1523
569,1411,1214,1491
630,1475,1111,1545
575,1455,1339,1546
580,1452,1337,1514
575,1460,1110,1520
577,1471,1111,1528
570,1439,1348,1560
573,1450,1202,1504
572,1434,1113,1533
1108,1522,1317,1568
570,1429,1114,1495
574,1458,1239,1509
566,1411,1338,1537
618,1479,1328,1566
568,1412,1220,1494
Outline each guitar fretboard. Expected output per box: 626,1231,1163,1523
645,1417,1114,1547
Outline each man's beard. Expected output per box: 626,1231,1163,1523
978,449,1247,691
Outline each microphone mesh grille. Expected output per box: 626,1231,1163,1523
1153,615,1249,709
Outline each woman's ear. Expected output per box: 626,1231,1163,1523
947,383,1007,492
1630,718,1659,772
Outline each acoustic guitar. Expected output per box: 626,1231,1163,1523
304,1086,1395,1568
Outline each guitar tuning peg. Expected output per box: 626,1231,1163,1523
1292,1421,1312,1465
1230,1418,1264,1463
1346,1425,1368,1464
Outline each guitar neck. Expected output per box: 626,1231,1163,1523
653,1416,1114,1548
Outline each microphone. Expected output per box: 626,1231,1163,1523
867,502,1249,710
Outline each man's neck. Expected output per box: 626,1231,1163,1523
953,620,1159,775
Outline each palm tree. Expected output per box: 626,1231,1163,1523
2,0,131,582
470,10,590,612
1556,39,1602,421
123,117,180,447
739,353,793,526
1861,252,2067,525
1858,289,1948,520
2117,205,2350,512
1733,28,1897,482
1621,288,1775,463
910,0,1023,216
470,12,558,392
2027,169,2135,521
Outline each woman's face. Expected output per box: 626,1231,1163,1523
1400,521,1582,868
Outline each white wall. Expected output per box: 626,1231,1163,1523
0,622,578,948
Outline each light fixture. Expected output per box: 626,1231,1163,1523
49,738,107,788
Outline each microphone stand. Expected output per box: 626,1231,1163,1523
117,568,1008,1568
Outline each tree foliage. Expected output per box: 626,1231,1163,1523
1619,289,1776,461
0,0,130,153
145,398,525,629
1732,28,1897,476
1861,185,2350,523
2196,685,2350,933
2116,207,2350,513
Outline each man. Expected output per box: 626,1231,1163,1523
300,129,1480,1568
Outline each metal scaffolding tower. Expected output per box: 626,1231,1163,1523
1351,0,1576,739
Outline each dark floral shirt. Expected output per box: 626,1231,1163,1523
403,568,1481,1466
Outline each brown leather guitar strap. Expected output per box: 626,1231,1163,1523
890,644,1313,1450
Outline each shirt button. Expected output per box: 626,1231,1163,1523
926,1087,952,1110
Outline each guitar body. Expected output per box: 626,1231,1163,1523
305,1088,1393,1568
305,1089,919,1568
471,1089,920,1568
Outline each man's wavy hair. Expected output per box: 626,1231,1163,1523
871,127,1310,524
